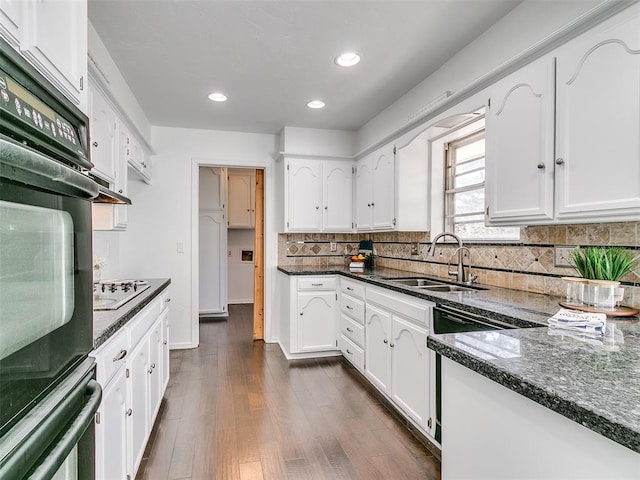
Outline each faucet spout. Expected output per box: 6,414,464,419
427,232,467,282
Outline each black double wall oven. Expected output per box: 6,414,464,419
0,39,101,479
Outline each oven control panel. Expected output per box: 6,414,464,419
0,67,86,163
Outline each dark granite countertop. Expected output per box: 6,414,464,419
92,278,171,350
278,264,640,453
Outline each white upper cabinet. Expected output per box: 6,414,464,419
11,0,88,110
89,86,117,183
284,158,353,232
356,143,395,231
227,169,255,228
0,0,22,47
555,9,640,222
485,57,555,224
322,160,353,232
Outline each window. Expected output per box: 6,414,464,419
445,130,519,240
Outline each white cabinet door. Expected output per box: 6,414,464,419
95,366,128,480
161,307,170,391
148,316,162,425
113,118,128,229
295,291,337,352
364,303,392,394
391,316,429,428
21,0,87,107
89,87,116,183
199,209,227,314
128,336,149,476
323,160,353,232
200,166,226,211
555,12,640,221
371,144,396,229
485,57,555,224
355,156,373,230
227,170,255,228
286,159,323,232
0,0,22,47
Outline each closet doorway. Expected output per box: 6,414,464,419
197,166,264,339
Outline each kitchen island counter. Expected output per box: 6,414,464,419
92,278,171,349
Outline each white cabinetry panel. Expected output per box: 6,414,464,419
555,12,640,221
296,291,337,352
485,57,555,224
323,160,353,231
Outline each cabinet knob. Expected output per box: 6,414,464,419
92,141,98,147
346,305,353,310
300,312,303,316
555,158,565,165
346,349,352,355
151,363,156,369
346,287,353,291
247,209,250,212
383,339,388,344
163,340,168,345
390,343,395,348
537,163,545,170
148,368,153,374
367,203,371,207
165,298,171,303
371,202,375,207
324,206,328,210
112,349,127,362
315,206,320,210
141,162,147,168
126,408,133,416
118,189,123,193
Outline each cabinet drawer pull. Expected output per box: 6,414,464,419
311,283,323,287
165,298,171,303
92,141,98,147
346,327,353,333
345,305,353,310
126,408,132,416
346,287,353,291
346,349,353,355
113,350,127,362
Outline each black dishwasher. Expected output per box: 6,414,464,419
433,305,518,444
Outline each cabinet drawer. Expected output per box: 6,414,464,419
297,276,336,291
129,296,162,347
341,334,364,371
340,294,365,324
91,327,130,386
367,287,432,328
340,314,364,347
341,278,365,299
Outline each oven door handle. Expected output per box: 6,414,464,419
27,379,102,480
0,138,99,199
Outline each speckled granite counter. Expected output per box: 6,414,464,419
92,278,171,350
428,323,640,453
279,265,640,453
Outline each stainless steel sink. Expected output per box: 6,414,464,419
384,277,443,287
416,284,476,292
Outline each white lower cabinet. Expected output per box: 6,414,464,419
92,288,170,480
364,303,392,393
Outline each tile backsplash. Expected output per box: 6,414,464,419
279,222,640,308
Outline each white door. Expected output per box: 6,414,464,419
555,13,640,221
323,160,353,232
364,304,392,394
355,156,372,230
371,144,395,229
485,57,555,224
89,87,116,183
287,159,323,231
21,0,87,106
128,337,149,476
0,0,23,47
296,291,336,352
391,316,429,428
227,170,254,227
199,209,227,314
95,367,128,480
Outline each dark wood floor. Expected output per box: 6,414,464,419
137,304,441,480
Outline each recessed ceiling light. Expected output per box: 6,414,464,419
307,100,325,109
335,52,361,67
208,92,227,102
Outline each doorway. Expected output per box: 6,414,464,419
196,165,265,341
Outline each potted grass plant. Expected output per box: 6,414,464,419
569,247,639,308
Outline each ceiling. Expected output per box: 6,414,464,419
88,1,521,135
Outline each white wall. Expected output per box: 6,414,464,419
281,126,356,157
116,126,278,349
228,229,255,304
356,0,601,152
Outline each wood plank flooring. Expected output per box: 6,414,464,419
137,304,441,480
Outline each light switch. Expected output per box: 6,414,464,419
330,242,337,252
176,242,184,254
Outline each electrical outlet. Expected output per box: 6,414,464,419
555,245,577,267
330,241,337,252
411,242,420,255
